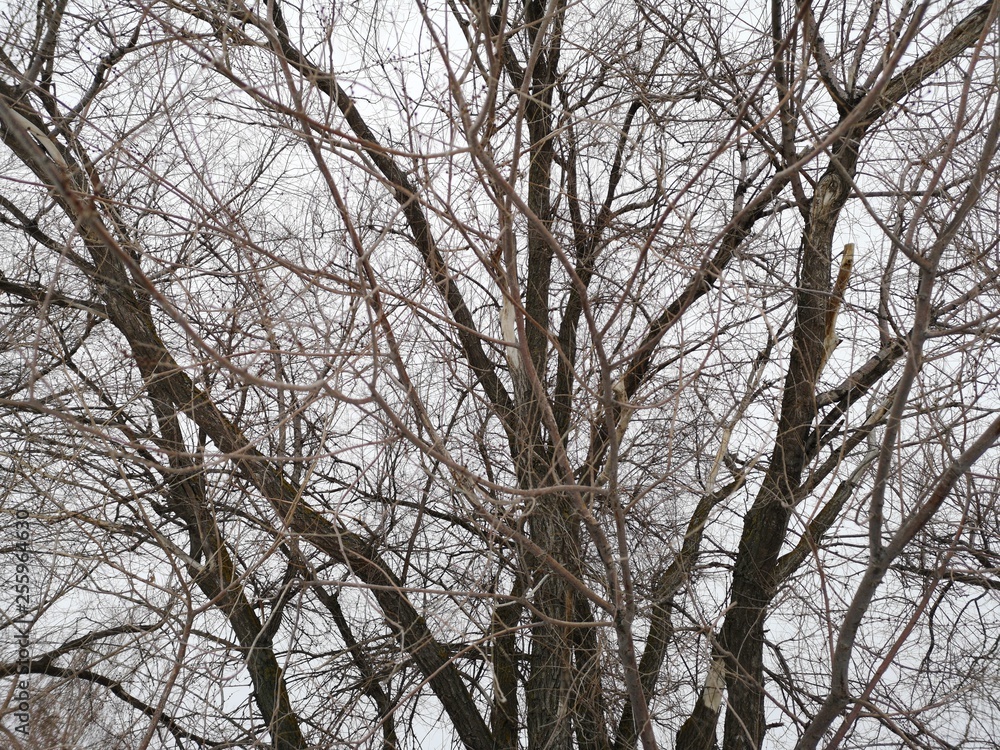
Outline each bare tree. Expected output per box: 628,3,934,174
2,0,1000,748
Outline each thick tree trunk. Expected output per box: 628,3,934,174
720,151,855,750
526,495,581,750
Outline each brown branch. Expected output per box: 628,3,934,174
0,662,226,748
314,586,399,750
0,276,106,318
261,2,517,438
0,88,496,750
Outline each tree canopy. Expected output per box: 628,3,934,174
3,0,1000,748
